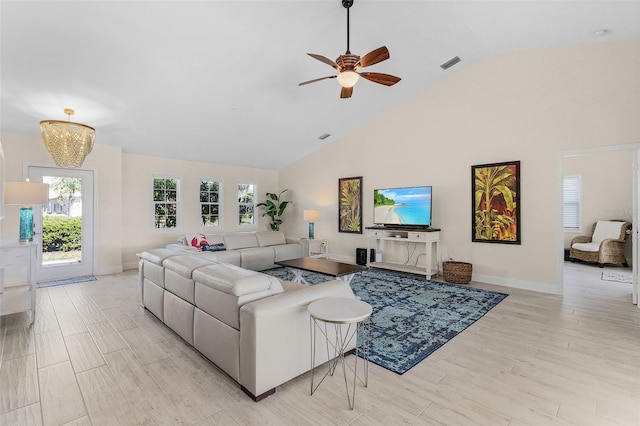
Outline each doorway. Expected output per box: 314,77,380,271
28,166,94,282
559,145,638,306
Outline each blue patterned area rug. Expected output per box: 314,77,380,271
37,275,97,288
263,267,508,374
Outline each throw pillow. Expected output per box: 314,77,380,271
187,234,209,251
202,243,226,252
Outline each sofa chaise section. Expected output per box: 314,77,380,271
239,279,357,400
137,248,357,401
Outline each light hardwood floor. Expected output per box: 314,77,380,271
0,263,638,425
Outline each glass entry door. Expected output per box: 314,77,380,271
28,166,94,282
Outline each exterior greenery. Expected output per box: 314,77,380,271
238,183,256,226
42,214,82,252
200,180,221,227
153,177,178,229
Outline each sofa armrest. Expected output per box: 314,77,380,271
286,236,309,256
239,280,355,398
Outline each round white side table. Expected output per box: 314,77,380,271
308,297,372,410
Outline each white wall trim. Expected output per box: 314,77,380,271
557,142,640,303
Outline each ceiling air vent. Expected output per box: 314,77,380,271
440,56,461,70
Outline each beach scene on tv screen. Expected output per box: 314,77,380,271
374,187,431,225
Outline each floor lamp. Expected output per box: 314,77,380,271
303,209,320,240
4,181,50,241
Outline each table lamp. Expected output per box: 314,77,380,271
4,181,50,241
303,209,320,240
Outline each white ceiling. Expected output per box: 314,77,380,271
2,1,639,170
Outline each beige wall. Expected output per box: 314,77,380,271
120,154,280,269
280,39,640,293
1,40,638,292
563,149,634,260
0,132,124,275
1,133,281,273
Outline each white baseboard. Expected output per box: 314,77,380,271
95,265,124,276
122,261,139,271
472,273,561,295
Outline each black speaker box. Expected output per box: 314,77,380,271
356,248,375,265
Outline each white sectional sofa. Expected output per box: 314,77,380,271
166,230,309,271
138,237,357,401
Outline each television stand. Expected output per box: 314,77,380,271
365,227,440,279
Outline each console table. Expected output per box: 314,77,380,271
366,227,440,279
0,240,37,323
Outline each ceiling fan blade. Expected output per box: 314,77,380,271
358,46,390,68
340,86,353,99
307,53,339,69
298,75,337,86
360,72,401,86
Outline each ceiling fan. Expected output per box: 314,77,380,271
299,0,401,99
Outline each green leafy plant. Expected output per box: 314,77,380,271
256,189,290,231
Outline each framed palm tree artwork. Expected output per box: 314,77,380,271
472,161,521,244
338,176,363,234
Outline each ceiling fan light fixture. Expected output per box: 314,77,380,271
337,70,360,88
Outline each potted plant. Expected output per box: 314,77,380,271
256,189,291,231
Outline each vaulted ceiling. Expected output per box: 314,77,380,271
2,1,639,169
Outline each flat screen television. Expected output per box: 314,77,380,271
373,186,432,228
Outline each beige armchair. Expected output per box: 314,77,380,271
569,220,631,268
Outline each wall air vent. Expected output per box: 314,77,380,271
440,56,461,70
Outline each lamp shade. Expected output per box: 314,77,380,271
4,182,50,206
303,209,320,222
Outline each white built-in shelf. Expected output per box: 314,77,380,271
366,227,440,279
0,240,37,323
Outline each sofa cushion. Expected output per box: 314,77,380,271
273,243,303,262
192,263,283,296
571,242,600,252
143,279,164,321
163,255,214,304
239,247,276,271
195,250,241,266
163,255,214,279
163,291,195,345
138,248,180,265
256,231,286,247
591,221,623,244
193,263,284,330
224,233,259,250
202,234,225,246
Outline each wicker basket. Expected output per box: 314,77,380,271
442,261,472,284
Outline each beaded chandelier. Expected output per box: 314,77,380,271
40,108,95,168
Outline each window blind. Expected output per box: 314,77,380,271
563,175,581,230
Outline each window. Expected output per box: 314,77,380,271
563,175,581,231
200,179,222,228
153,177,179,229
238,183,256,227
